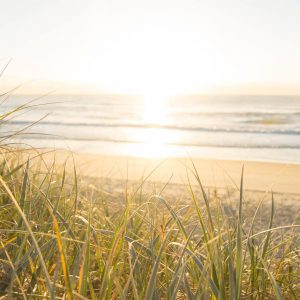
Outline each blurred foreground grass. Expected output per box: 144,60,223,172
0,149,299,300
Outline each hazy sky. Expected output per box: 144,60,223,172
1,0,300,94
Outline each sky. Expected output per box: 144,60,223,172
0,0,300,95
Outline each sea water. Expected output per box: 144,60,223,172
2,94,300,163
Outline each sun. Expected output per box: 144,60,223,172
142,92,168,125
127,92,179,158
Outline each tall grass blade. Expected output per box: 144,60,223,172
78,213,91,296
235,166,244,300
50,208,73,300
144,231,170,300
0,176,54,297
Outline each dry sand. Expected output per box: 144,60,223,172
7,148,300,224
33,149,300,195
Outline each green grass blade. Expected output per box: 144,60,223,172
0,176,54,297
78,213,91,296
144,231,170,300
235,166,244,300
50,208,73,300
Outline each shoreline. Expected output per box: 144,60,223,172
15,138,300,165
24,149,300,195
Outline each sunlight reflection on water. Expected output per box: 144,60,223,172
130,93,179,158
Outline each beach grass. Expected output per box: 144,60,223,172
0,103,299,299
0,149,299,299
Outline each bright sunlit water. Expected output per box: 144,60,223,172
2,94,300,163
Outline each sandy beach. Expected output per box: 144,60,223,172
31,149,300,195
31,149,299,230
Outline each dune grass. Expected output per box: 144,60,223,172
0,99,299,299
0,149,299,299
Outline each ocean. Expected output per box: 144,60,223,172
2,94,300,163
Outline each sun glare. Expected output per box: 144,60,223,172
129,92,177,158
142,92,168,125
